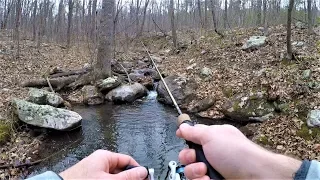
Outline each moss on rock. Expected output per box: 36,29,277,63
0,122,10,144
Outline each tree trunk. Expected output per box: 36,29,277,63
204,0,208,29
197,0,203,29
210,0,224,37
256,0,262,26
92,0,97,43
15,0,21,59
286,0,294,60
262,0,268,35
169,0,177,48
95,0,115,78
138,0,150,37
307,0,313,34
224,0,227,29
67,0,74,48
32,0,37,41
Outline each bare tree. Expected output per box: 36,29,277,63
67,0,74,48
197,0,203,29
307,0,313,34
256,0,262,26
210,0,224,37
138,0,150,37
91,0,97,43
32,0,37,41
169,0,177,48
286,0,294,60
95,0,115,78
224,0,228,29
15,0,22,58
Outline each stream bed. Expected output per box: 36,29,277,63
28,91,234,179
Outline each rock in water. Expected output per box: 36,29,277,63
200,67,212,77
221,93,275,122
96,76,121,93
307,110,320,127
241,36,267,51
82,85,104,105
157,75,197,106
105,83,147,103
27,88,63,107
12,99,82,131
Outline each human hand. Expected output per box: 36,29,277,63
59,150,148,180
176,124,301,179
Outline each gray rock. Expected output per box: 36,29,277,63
96,76,121,92
105,83,148,103
150,55,163,63
12,99,82,131
82,86,104,105
307,110,320,127
157,75,197,106
292,41,305,47
241,36,267,51
137,60,149,68
200,67,212,77
221,93,275,122
295,21,306,29
122,61,135,69
27,88,63,107
131,69,161,80
302,69,311,79
188,98,215,113
129,73,145,82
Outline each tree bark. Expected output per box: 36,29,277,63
32,0,37,41
169,0,177,48
286,0,294,60
67,0,74,48
95,0,115,78
138,0,150,37
91,0,97,43
197,0,203,29
256,0,262,26
307,0,313,34
15,0,21,59
210,0,224,37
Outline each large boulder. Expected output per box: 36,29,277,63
241,36,267,51
157,75,197,106
81,85,104,105
188,98,215,113
96,76,121,93
132,69,161,80
307,110,320,127
221,93,275,122
12,99,82,131
27,88,64,107
105,83,147,103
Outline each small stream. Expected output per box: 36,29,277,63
28,91,234,179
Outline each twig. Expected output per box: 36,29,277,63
0,138,82,169
117,59,132,84
46,77,54,93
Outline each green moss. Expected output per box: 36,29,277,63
258,135,271,145
297,123,320,140
0,122,10,144
222,87,234,98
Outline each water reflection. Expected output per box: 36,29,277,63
29,93,232,179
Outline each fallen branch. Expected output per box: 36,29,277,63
151,17,170,37
22,75,79,91
49,68,89,78
118,63,132,84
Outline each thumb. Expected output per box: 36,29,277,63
177,123,208,145
115,167,148,180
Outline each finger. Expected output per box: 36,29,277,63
179,148,196,165
177,123,208,144
193,175,210,180
113,166,148,180
108,152,140,172
184,162,207,179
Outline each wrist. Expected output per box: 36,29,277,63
247,148,302,179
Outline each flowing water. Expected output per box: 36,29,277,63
29,91,234,179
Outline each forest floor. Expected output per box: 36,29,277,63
0,25,320,178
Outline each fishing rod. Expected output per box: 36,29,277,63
142,43,224,180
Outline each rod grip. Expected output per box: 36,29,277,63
177,114,224,180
